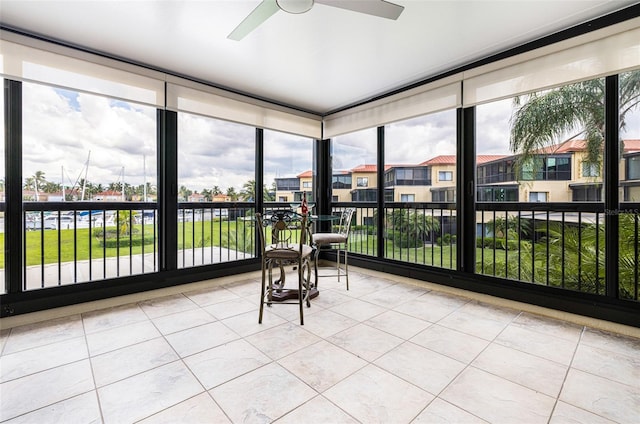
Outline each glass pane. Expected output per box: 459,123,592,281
177,113,255,267
619,69,640,301
22,81,157,290
0,79,4,294
476,78,607,294
384,110,457,267
264,129,313,209
332,127,377,257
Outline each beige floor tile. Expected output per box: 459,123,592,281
86,320,161,356
413,398,489,423
456,301,521,323
365,310,432,340
288,308,357,339
411,324,489,364
560,368,640,424
311,288,353,309
375,341,466,395
393,291,467,323
137,392,231,424
328,323,404,361
183,286,241,307
549,401,617,424
0,336,88,383
278,340,367,392
360,283,428,308
324,364,433,423
97,361,203,424
339,276,396,298
329,298,387,322
184,339,271,389
440,367,555,424
4,270,638,424
203,297,257,320
512,312,584,343
245,322,321,360
2,391,101,424
437,309,511,340
224,278,261,298
2,315,84,354
0,360,95,421
572,343,640,388
472,343,568,397
151,308,216,335
495,324,578,365
82,303,148,334
276,395,359,424
138,294,198,319
0,329,9,354
90,337,178,387
211,362,317,423
581,327,640,357
221,309,287,337
165,321,239,357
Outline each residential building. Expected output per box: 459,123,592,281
93,190,125,202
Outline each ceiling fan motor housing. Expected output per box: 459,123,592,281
276,0,314,14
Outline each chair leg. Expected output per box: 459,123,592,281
344,244,349,290
298,261,304,325
259,262,266,323
336,242,342,282
313,244,320,290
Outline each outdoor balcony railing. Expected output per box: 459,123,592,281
20,201,158,291
177,202,255,268
5,200,638,303
334,201,639,302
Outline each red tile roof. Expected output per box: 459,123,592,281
535,139,640,154
477,154,510,164
421,154,507,165
297,170,313,178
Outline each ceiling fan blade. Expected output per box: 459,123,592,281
315,0,404,20
228,0,281,41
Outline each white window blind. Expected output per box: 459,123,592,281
463,18,640,106
0,35,165,107
166,80,322,139
323,75,462,138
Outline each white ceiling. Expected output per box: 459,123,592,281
0,0,637,115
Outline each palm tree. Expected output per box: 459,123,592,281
226,187,238,201
510,71,640,167
386,209,440,248
239,180,256,201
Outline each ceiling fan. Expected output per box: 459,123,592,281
228,0,404,41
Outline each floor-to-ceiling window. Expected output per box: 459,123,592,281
263,129,313,208
177,113,255,267
22,81,158,289
331,127,377,256
475,77,608,294
383,110,457,267
0,78,4,294
619,69,640,301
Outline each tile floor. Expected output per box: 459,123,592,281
1,267,639,423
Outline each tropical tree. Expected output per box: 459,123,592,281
226,186,238,201
510,71,640,167
212,185,222,195
178,185,192,202
385,209,440,248
239,179,272,201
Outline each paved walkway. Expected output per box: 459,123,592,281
1,247,253,292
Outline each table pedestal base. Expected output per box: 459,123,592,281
270,288,319,302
